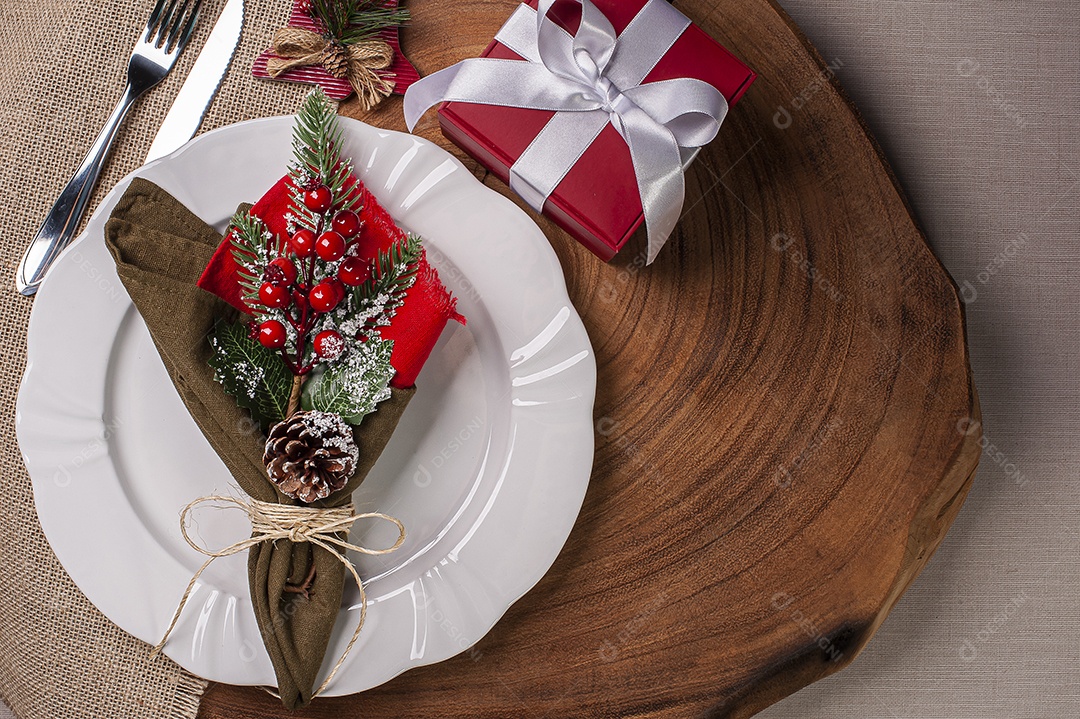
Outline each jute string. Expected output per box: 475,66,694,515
151,496,406,697
267,27,396,110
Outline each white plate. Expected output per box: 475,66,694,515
17,117,596,694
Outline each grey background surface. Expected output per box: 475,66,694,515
758,2,1080,717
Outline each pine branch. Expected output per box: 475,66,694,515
318,233,422,346
310,0,409,44
353,233,423,331
340,6,410,44
289,88,344,187
287,89,361,230
309,0,351,38
228,210,272,307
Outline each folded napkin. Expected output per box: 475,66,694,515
197,173,465,388
105,178,426,707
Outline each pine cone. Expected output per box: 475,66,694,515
263,411,360,503
320,40,350,79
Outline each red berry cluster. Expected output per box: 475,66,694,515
253,184,372,373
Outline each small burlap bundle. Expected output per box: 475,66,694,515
266,27,396,110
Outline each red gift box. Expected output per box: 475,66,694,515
437,0,756,261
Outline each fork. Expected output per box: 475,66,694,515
15,0,203,296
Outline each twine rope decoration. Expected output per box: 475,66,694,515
150,495,406,696
267,27,396,110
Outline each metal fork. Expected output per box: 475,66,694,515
15,0,203,296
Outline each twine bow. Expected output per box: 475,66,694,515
267,27,397,110
151,495,406,697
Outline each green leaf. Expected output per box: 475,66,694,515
301,337,395,423
208,320,293,428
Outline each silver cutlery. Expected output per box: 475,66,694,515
145,0,244,163
16,0,203,296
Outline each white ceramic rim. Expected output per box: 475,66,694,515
17,116,596,695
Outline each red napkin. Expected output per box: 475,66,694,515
197,174,464,388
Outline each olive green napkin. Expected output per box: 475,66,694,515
104,177,414,708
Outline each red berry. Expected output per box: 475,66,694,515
338,257,370,286
268,257,298,286
258,320,287,349
332,210,361,238
314,330,345,360
290,229,316,258
325,276,345,301
309,282,341,313
303,185,333,213
315,231,346,261
259,282,290,309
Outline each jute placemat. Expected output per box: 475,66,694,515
0,1,305,717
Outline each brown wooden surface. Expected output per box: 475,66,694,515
198,0,981,716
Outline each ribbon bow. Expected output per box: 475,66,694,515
151,495,405,697
267,28,396,111
404,0,729,263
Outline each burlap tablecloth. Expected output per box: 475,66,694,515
0,1,303,717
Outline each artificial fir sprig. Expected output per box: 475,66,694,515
212,89,424,424
350,233,422,333
308,0,410,45
229,211,275,308
288,89,353,199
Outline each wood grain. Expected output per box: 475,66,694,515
199,0,981,716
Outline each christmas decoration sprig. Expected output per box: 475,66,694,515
212,88,423,430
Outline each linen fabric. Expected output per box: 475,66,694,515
105,178,415,709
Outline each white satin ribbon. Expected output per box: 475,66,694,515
403,0,729,263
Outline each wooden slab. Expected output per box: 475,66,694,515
199,0,981,716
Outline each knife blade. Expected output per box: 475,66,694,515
144,0,245,163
